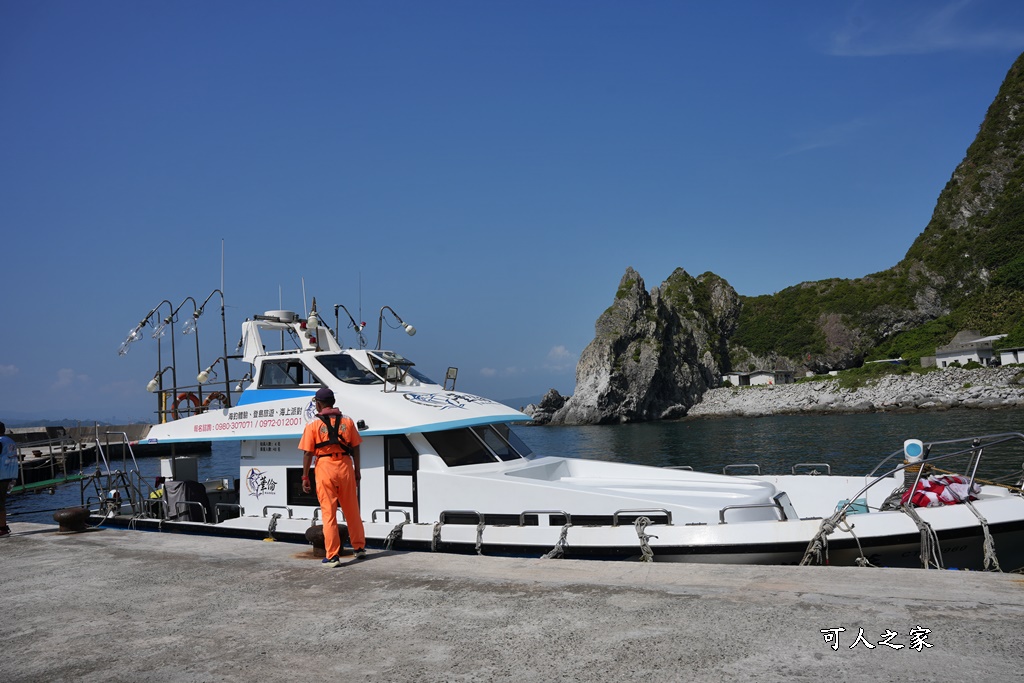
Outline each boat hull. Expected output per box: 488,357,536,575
89,502,1024,570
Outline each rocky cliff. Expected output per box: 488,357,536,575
542,267,739,425
530,52,1024,425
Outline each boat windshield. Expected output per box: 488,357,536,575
406,366,436,384
491,423,534,459
317,354,382,385
365,350,436,385
424,425,530,466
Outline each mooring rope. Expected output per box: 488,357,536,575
900,505,942,569
541,523,571,560
800,510,842,566
383,520,409,551
835,517,878,568
475,520,485,555
801,508,878,568
265,512,281,542
963,500,1002,572
634,516,657,562
431,521,442,552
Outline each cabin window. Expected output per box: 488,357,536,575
423,428,497,467
259,360,319,388
470,425,525,462
492,424,533,459
317,354,382,385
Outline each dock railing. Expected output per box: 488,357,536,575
10,431,81,493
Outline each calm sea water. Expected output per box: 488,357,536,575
10,409,1024,524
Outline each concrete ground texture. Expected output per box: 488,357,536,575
2,522,1023,682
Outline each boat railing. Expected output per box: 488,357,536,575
519,510,572,526
439,510,483,525
142,498,167,519
719,501,787,524
81,469,146,518
723,464,761,475
828,432,1024,520
262,505,293,519
174,501,208,523
215,503,242,524
613,508,673,526
98,432,141,473
792,463,831,475
152,380,236,424
372,508,411,523
84,432,161,516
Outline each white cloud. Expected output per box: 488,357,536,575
544,345,577,372
829,1,1024,57
779,119,869,158
481,366,525,378
0,364,17,377
53,368,89,390
481,346,576,380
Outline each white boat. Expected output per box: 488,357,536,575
88,301,1024,570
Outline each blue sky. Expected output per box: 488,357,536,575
3,1,1024,423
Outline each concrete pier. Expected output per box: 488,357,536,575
3,522,1023,682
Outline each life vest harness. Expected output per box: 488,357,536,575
314,414,354,457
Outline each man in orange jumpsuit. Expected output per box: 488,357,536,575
300,387,366,567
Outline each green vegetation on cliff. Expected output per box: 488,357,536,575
730,52,1024,371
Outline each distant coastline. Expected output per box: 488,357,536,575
687,367,1024,419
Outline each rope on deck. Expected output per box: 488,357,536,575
879,485,907,512
541,523,571,560
634,516,657,562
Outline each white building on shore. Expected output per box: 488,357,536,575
722,370,795,386
999,347,1024,366
935,330,1006,368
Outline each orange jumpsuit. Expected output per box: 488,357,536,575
299,409,365,559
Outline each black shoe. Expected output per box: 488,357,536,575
0,526,10,538
354,548,366,560
321,556,341,568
